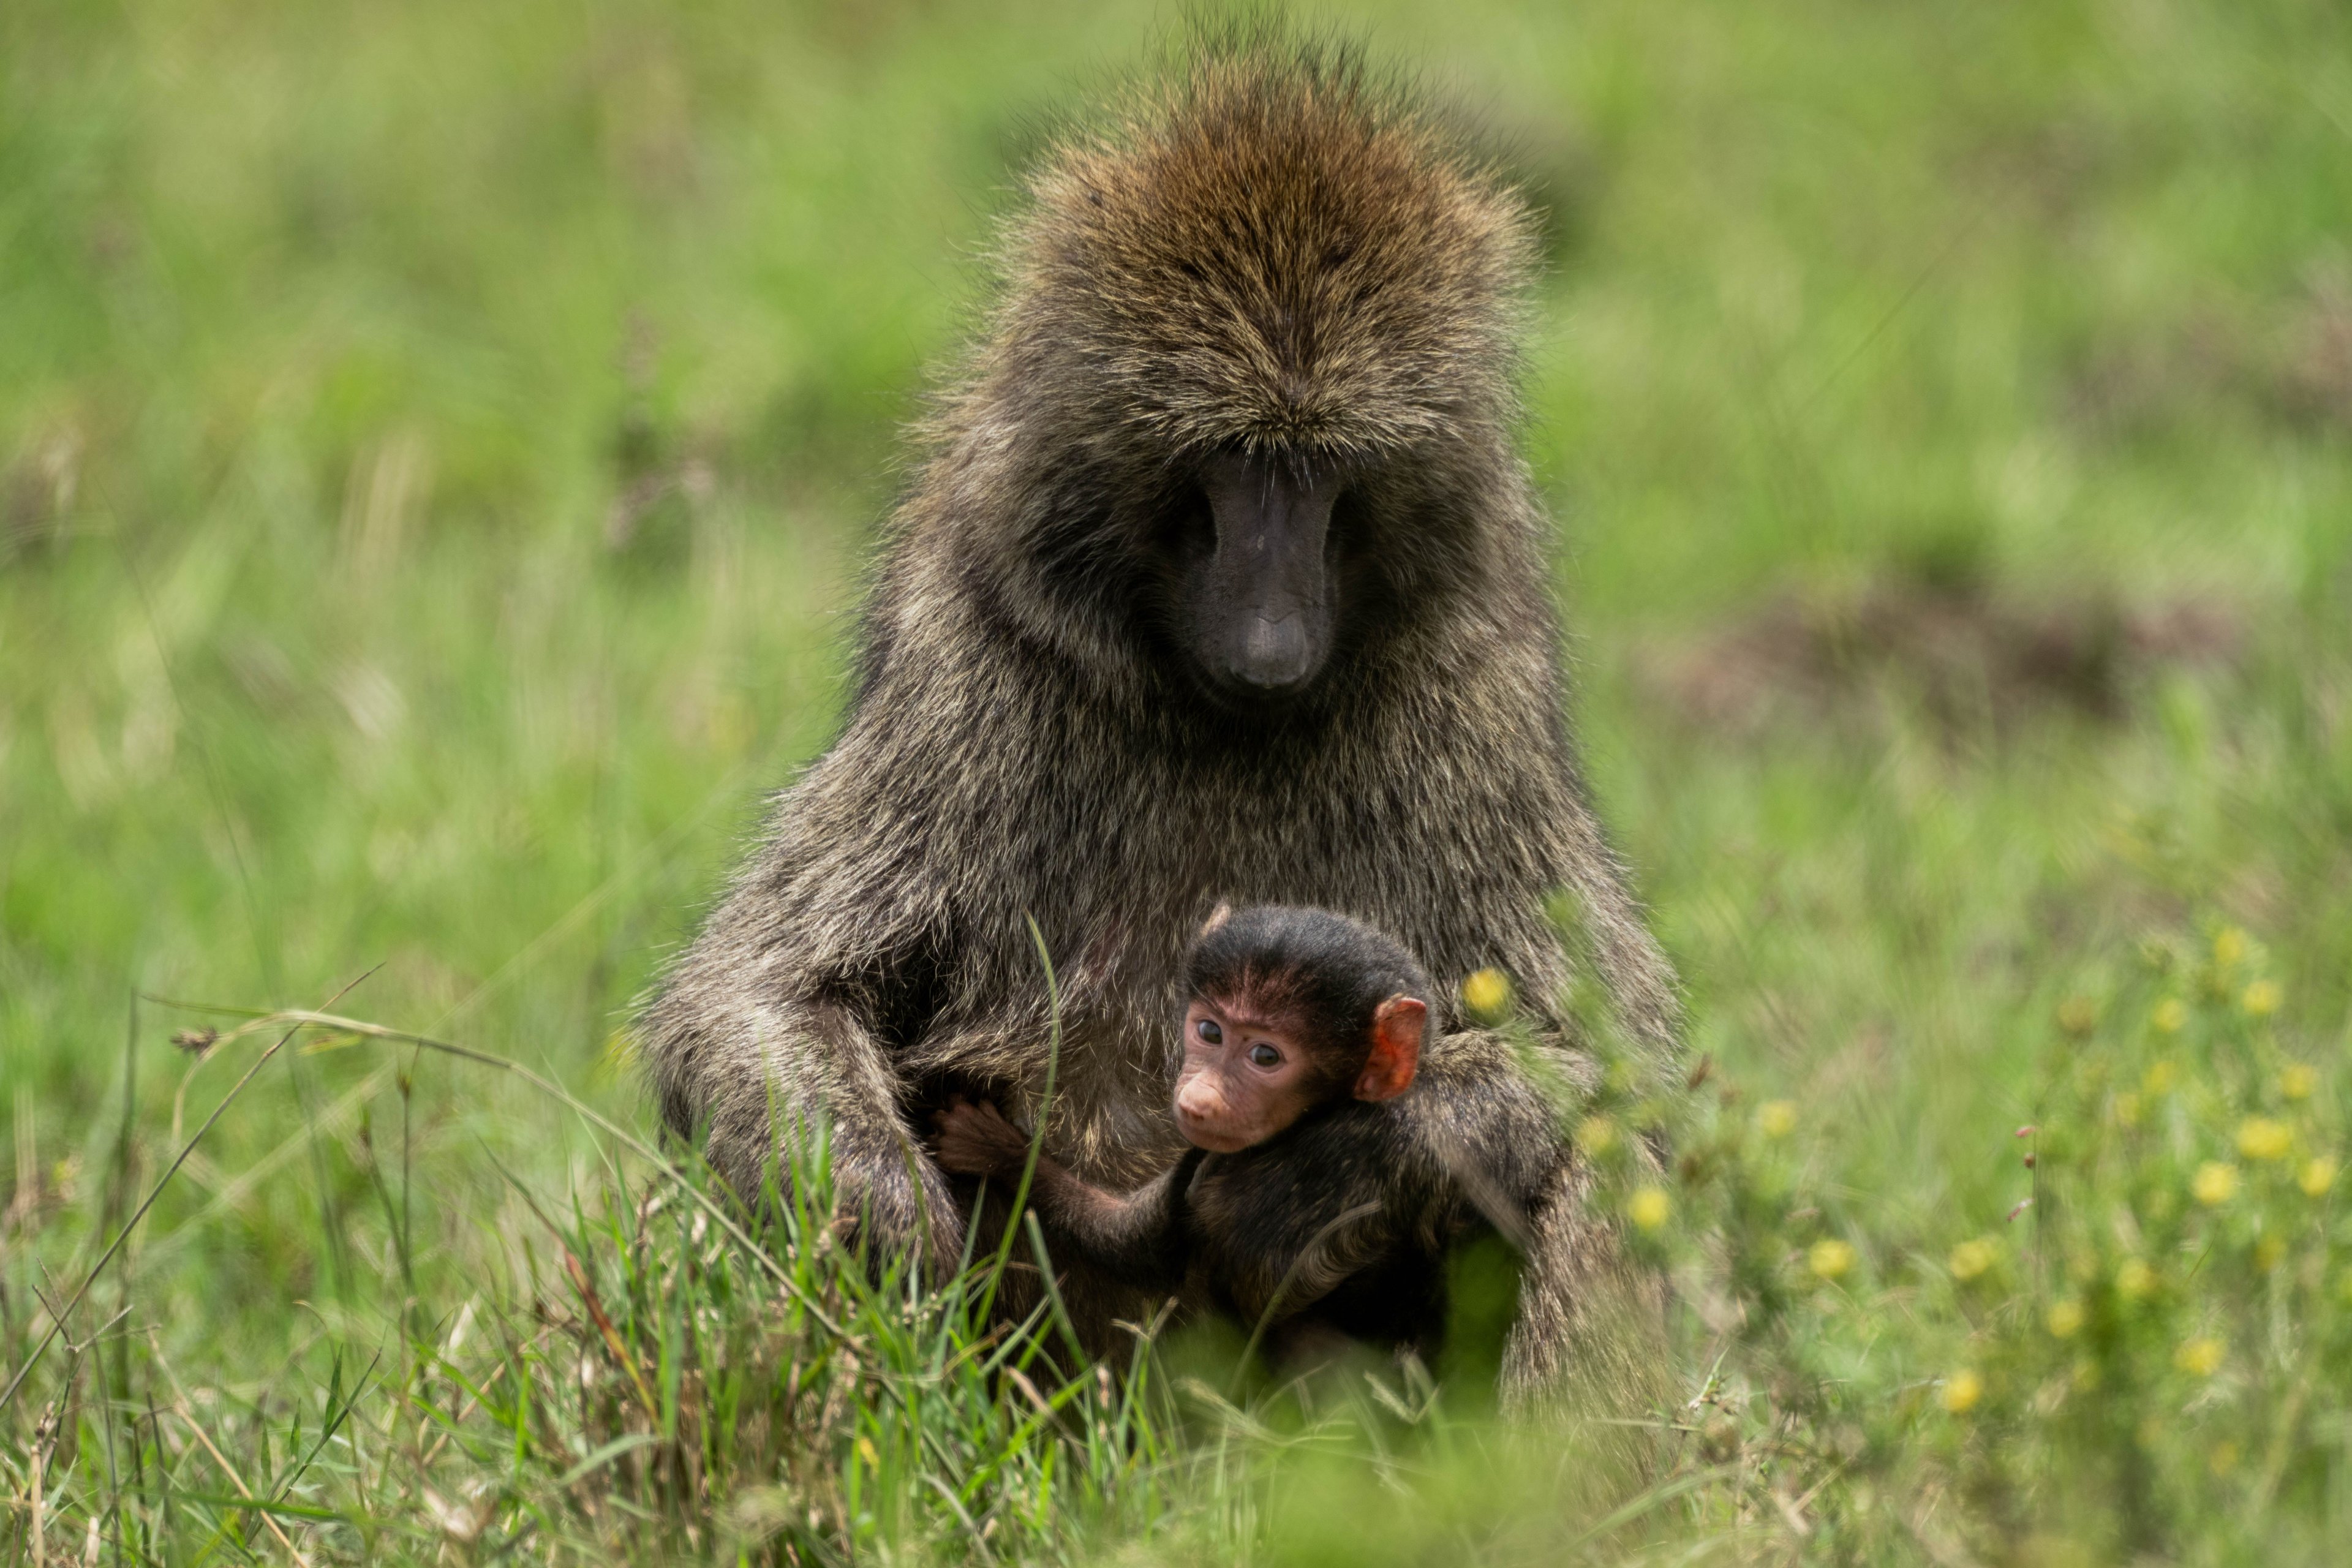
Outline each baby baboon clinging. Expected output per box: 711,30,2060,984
641,37,1680,1403
933,905,1559,1368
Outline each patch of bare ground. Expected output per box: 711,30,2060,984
2067,261,2352,439
2276,267,2352,429
1636,572,2242,738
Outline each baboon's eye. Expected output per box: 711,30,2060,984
1156,484,1215,560
1248,1042,1281,1069
1196,1019,1223,1045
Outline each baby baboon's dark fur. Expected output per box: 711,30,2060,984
641,39,1681,1403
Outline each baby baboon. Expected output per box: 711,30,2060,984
641,37,1679,1402
932,905,1558,1367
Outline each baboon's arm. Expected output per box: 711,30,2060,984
1403,1028,1574,1245
1408,1028,1672,1419
1501,1155,1670,1429
646,972,968,1277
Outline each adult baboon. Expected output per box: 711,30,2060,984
643,41,1679,1399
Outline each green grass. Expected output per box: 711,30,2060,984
7,0,2352,1559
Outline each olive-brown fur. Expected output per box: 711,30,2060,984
639,37,1680,1402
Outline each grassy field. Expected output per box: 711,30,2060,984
6,0,2352,1559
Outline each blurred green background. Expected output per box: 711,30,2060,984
4,0,2350,1534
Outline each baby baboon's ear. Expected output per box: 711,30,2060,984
1199,902,1234,935
1355,995,1427,1102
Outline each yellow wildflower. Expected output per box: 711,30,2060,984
1460,968,1513,1021
2280,1063,2318,1101
2299,1156,2337,1198
1757,1099,1798,1139
1807,1238,1856,1281
2143,1060,2177,1096
2192,1161,2239,1206
1577,1115,1621,1158
2254,1235,2286,1272
1940,1370,1983,1414
2243,979,2281,1018
2237,1117,2292,1162
1626,1186,1672,1232
2112,1091,2143,1128
2174,1337,2225,1378
1948,1237,1999,1282
2045,1299,2086,1338
2116,1258,2157,1300
2151,998,2187,1035
2214,927,2248,968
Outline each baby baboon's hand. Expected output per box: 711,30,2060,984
930,1096,1030,1178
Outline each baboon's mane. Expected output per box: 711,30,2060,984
995,42,1537,461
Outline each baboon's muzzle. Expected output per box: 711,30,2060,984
1191,453,1338,700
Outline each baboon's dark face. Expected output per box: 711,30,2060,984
1164,450,1347,704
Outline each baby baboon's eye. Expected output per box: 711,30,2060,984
1196,1018,1223,1045
1248,1042,1281,1068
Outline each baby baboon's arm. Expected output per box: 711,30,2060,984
933,1098,1195,1294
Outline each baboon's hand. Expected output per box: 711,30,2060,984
930,1096,1030,1178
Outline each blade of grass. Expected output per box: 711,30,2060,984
973,914,1066,1329
0,967,381,1415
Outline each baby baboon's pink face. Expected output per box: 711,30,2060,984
1170,992,1425,1153
1172,997,1322,1153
